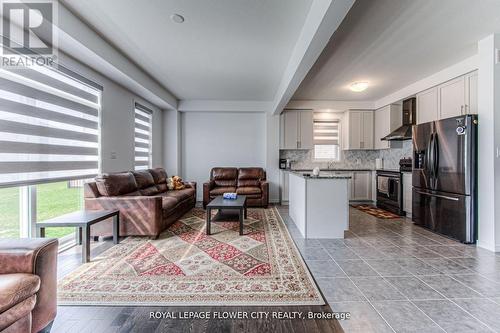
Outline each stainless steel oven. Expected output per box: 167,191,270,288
376,170,403,215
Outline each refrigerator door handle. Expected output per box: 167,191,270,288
427,133,434,179
433,133,439,177
415,190,459,201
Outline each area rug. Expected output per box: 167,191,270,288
58,207,324,306
351,204,400,219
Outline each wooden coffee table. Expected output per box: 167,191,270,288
206,195,247,235
36,210,120,263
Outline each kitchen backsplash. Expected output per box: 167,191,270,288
280,141,413,170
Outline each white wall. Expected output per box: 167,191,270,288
163,109,181,175
58,52,164,173
181,112,267,201
477,34,500,252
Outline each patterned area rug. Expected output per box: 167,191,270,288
351,204,400,219
58,207,324,306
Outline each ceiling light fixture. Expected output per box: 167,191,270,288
171,14,185,23
350,81,369,92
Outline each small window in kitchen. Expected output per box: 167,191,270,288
313,113,341,161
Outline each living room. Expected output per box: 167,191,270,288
2,0,500,333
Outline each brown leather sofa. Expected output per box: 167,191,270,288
0,238,58,333
84,168,196,238
203,167,268,208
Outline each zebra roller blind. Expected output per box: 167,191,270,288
0,64,102,187
134,103,152,170
313,112,340,160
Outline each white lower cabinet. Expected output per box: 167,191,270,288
351,171,372,201
402,172,412,217
280,170,289,204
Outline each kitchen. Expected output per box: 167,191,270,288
280,70,478,243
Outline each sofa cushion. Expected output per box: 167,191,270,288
157,183,168,192
150,168,168,184
236,187,262,196
161,196,179,211
162,188,195,202
132,170,155,189
95,172,138,197
140,186,160,196
238,168,265,187
210,187,236,196
0,274,40,313
211,168,238,187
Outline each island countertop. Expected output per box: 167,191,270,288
289,171,352,179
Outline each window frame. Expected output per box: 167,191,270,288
312,114,342,162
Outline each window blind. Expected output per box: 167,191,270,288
0,64,102,187
134,103,152,170
313,112,340,160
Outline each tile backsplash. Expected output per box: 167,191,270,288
280,141,413,170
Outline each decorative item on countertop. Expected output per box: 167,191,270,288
223,192,238,200
312,167,320,177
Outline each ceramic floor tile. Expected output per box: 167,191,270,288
305,259,346,277
395,258,443,276
325,246,360,260
450,274,500,297
452,298,500,331
414,299,492,333
299,246,331,260
363,259,413,277
418,275,483,299
335,260,380,277
315,277,365,302
372,300,444,332
329,301,394,333
385,276,445,300
351,277,406,301
422,258,475,274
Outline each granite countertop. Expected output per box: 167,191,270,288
289,171,352,179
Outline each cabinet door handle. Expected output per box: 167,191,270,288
360,141,364,149
464,104,468,114
460,105,464,115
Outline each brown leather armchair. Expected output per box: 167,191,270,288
0,238,58,333
203,167,269,208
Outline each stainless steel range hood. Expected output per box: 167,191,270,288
381,97,416,141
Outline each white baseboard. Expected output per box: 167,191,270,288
476,240,500,253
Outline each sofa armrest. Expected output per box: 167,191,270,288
203,180,215,208
260,181,269,207
185,181,197,191
0,238,58,333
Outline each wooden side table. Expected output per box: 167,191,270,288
36,210,120,263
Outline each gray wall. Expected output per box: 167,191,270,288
180,112,267,201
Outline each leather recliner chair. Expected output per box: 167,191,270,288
0,238,58,333
203,167,269,208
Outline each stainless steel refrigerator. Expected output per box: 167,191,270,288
412,115,478,243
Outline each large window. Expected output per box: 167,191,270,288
313,112,341,161
0,59,102,242
134,103,152,170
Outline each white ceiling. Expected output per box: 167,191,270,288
61,0,313,101
293,0,500,101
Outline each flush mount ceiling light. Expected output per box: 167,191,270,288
350,81,369,92
171,14,185,23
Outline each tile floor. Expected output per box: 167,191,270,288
277,206,500,333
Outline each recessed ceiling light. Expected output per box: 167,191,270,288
350,82,369,92
171,14,185,23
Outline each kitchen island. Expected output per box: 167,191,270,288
288,172,350,239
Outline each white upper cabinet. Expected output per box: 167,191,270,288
438,75,466,119
374,104,403,149
416,70,478,124
465,71,478,115
416,87,439,124
343,110,374,150
280,110,313,149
